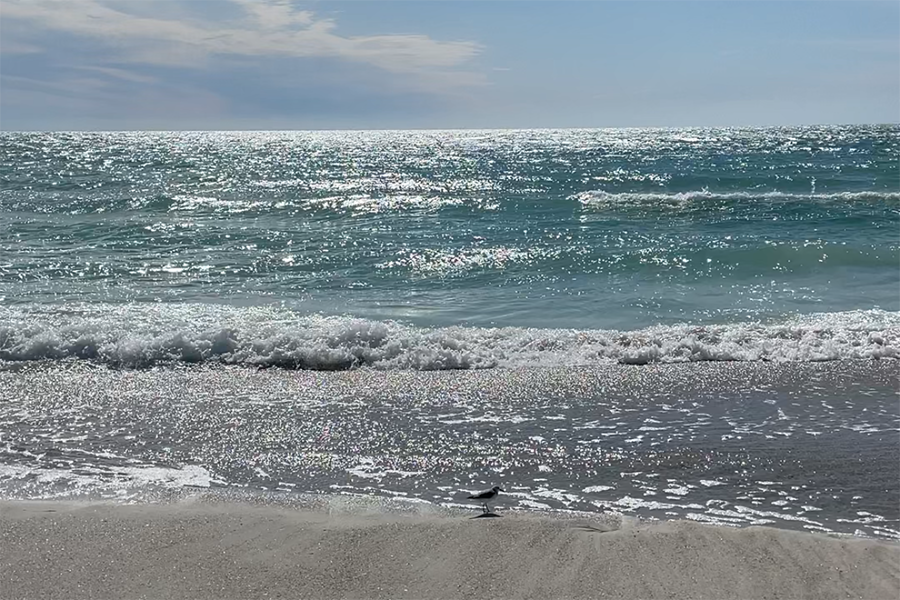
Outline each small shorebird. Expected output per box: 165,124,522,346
468,486,504,513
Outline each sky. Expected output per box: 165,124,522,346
1,0,898,130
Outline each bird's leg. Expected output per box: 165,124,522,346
482,503,488,513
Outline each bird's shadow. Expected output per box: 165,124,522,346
470,512,502,519
573,524,616,533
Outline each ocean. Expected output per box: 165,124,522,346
1,125,898,539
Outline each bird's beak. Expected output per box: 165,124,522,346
499,488,505,492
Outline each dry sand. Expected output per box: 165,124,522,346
1,500,898,600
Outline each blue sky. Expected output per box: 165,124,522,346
1,0,897,130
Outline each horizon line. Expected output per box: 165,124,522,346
2,122,898,134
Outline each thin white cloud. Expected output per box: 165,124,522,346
1,0,485,87
232,0,315,30
74,65,160,84
0,39,43,54
2,69,230,128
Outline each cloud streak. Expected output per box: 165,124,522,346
2,0,484,85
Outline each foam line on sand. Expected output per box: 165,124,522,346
1,500,898,599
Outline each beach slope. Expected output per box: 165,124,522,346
1,501,897,600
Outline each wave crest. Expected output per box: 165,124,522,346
574,189,900,209
1,306,897,370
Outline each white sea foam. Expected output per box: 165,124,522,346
0,463,214,498
574,189,900,209
346,457,424,480
0,305,897,370
582,485,614,493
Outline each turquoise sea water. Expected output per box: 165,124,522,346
1,126,898,538
0,125,897,367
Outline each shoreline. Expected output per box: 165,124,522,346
2,359,898,541
2,499,898,599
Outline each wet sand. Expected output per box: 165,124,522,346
1,500,897,599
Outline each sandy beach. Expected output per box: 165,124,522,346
1,500,897,600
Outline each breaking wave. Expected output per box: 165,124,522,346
1,305,897,370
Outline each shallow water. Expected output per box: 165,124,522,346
1,361,897,539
